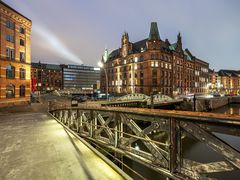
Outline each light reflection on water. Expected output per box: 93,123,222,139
211,103,240,115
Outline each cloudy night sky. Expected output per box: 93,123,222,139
4,0,240,70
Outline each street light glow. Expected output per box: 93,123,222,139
98,61,103,68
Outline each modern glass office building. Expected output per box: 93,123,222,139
61,64,100,94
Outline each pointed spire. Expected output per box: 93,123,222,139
103,48,109,62
176,32,182,52
165,38,170,46
177,32,182,43
148,22,160,40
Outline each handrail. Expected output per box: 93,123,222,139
49,105,240,126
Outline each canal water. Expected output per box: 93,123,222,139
123,103,240,180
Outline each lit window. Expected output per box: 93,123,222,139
134,64,137,70
169,64,172,69
155,62,158,67
134,57,138,62
151,61,154,67
161,62,164,68
124,59,126,64
165,63,168,69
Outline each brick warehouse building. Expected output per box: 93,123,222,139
210,69,240,95
31,62,63,93
101,22,209,96
0,1,32,107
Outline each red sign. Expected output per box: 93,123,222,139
31,77,37,92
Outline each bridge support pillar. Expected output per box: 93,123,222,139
169,118,181,174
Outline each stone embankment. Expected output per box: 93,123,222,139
180,96,240,112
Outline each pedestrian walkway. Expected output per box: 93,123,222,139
0,110,129,180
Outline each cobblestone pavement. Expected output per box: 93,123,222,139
0,105,125,180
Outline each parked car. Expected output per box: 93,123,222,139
72,96,87,102
211,92,220,97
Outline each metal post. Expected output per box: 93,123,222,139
104,68,109,101
150,92,154,109
169,118,178,173
114,112,120,148
76,110,80,133
193,94,196,112
90,110,93,137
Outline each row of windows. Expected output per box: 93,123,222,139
3,65,26,79
5,84,26,98
6,34,25,46
151,53,172,62
6,20,25,35
6,48,25,61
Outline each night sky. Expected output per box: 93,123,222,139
4,0,240,70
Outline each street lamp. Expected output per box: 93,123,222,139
98,61,108,101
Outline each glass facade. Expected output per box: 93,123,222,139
63,65,100,93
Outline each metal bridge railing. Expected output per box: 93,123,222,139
48,101,240,180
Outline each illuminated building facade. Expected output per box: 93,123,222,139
61,64,100,94
101,22,209,96
212,70,240,95
0,1,32,107
31,62,63,92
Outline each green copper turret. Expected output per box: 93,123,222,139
148,22,160,40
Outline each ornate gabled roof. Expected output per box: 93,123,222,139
106,22,205,63
108,39,148,61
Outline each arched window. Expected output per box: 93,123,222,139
6,65,15,79
20,85,25,97
6,84,15,98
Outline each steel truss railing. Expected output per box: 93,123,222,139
49,103,240,180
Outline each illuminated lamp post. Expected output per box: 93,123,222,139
98,61,108,101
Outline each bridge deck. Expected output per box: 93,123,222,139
0,111,126,180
